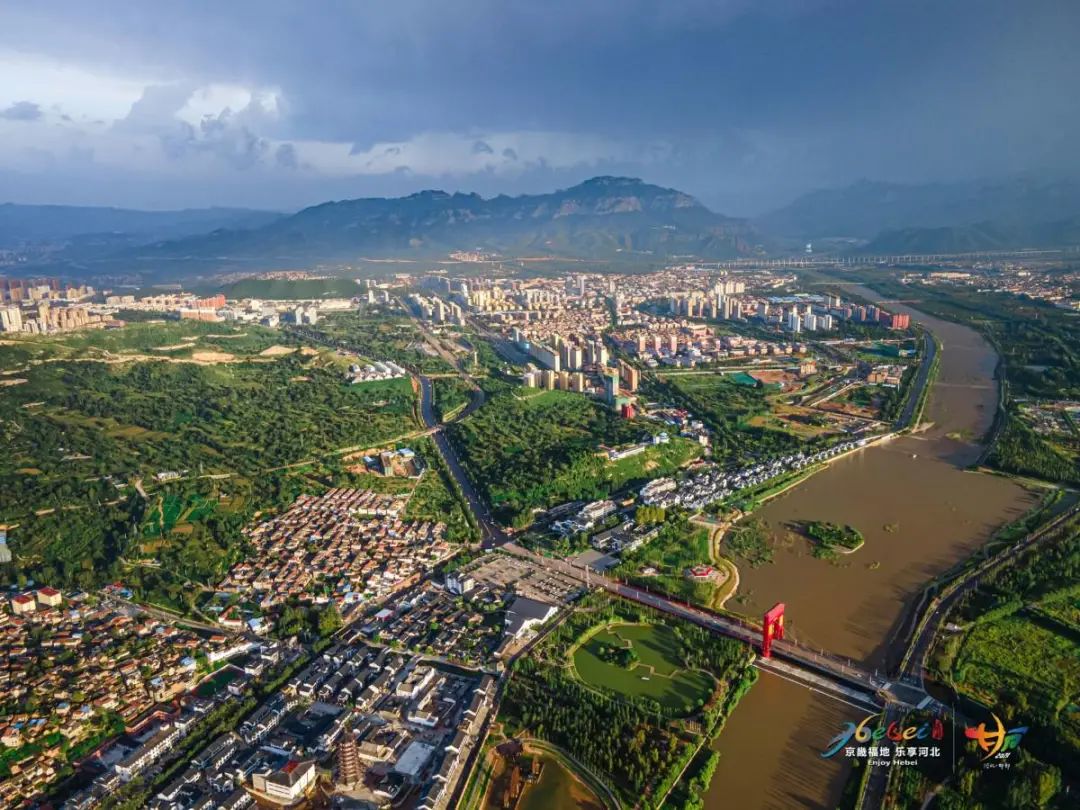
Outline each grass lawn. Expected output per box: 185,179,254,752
603,437,702,483
573,623,715,713
195,666,242,699
617,517,723,607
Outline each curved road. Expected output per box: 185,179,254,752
418,375,505,546
413,332,937,705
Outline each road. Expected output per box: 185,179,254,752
103,592,244,637
412,315,1072,810
407,321,946,703
894,330,937,430
417,375,504,546
898,501,1080,686
852,492,1080,809
405,322,963,810
444,606,578,810
292,317,500,544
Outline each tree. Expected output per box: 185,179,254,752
315,604,342,637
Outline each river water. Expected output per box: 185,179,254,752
706,287,1035,808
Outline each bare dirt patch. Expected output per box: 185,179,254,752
191,351,236,363
259,345,296,357
151,342,197,352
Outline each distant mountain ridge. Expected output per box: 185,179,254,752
10,174,1080,278
136,176,757,262
0,203,283,250
758,176,1080,241
862,216,1080,254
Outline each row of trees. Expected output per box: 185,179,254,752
501,655,685,804
989,411,1080,484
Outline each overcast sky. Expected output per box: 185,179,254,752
1,0,1077,215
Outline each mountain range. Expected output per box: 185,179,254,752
757,176,1080,243
861,216,1080,254
135,176,756,263
0,204,282,250
4,175,1080,280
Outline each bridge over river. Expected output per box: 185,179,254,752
499,542,934,712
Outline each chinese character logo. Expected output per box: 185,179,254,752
822,713,944,758
964,713,1027,761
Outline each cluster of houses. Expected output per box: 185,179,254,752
217,489,453,625
0,587,284,808
551,499,619,537
864,363,907,388
347,360,408,384
359,548,585,670
1018,400,1080,439
67,637,495,809
158,641,497,809
586,519,661,556
640,437,873,510
358,580,506,668
645,407,712,447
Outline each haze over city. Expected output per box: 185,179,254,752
2,0,1079,213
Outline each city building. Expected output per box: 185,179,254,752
251,759,317,805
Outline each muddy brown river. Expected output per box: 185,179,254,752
707,287,1035,809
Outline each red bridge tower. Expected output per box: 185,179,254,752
761,603,786,659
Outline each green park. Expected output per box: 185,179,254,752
572,623,717,713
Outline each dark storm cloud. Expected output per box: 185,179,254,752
0,0,1078,212
275,142,298,169
0,101,43,121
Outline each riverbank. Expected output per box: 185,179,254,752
704,287,1035,810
